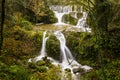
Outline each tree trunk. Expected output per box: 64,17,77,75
0,0,5,51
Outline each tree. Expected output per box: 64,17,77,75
0,0,5,51
91,1,111,80
94,0,111,33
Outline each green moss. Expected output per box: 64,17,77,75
63,14,78,25
46,35,60,60
21,20,33,30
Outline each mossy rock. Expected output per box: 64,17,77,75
36,66,48,72
28,62,37,69
73,67,85,74
36,60,46,66
46,35,60,60
63,14,78,25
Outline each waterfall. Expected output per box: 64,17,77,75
54,31,74,66
54,11,66,25
50,5,72,25
76,12,88,28
50,5,91,32
75,6,91,32
54,31,92,80
28,31,48,62
54,31,80,68
29,31,92,80
28,31,59,65
34,31,49,61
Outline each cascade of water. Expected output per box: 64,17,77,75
29,31,59,66
40,31,48,56
50,5,72,25
75,6,91,32
29,31,92,80
54,31,71,65
54,11,66,25
76,12,88,28
54,31,79,68
54,31,92,80
28,31,48,62
74,13,78,19
35,31,49,61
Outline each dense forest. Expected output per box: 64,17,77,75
0,0,120,80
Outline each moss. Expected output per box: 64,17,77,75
63,14,78,25
46,35,60,60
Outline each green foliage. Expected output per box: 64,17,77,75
46,35,60,60
110,3,120,26
39,9,58,23
28,59,61,80
1,0,120,80
0,62,31,80
9,65,31,80
38,66,60,80
33,32,43,51
20,20,33,30
0,61,9,80
66,31,120,80
63,14,78,25
80,70,99,80
13,26,28,40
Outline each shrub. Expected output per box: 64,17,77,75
63,14,78,25
46,35,60,60
9,65,31,80
21,20,33,30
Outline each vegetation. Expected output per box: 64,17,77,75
63,14,78,25
0,0,120,80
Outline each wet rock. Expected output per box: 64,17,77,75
65,68,71,72
36,60,46,66
73,67,85,74
81,65,92,72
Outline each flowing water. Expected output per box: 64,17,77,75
54,31,92,80
29,5,93,80
75,6,91,32
28,31,48,62
35,5,91,32
75,12,91,32
28,31,59,65
29,31,92,80
49,5,91,32
50,5,72,26
34,31,48,61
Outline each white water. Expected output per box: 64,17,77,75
34,31,48,61
76,12,88,28
28,31,59,66
50,5,91,32
29,31,92,80
54,11,67,25
50,5,72,26
54,31,92,80
54,31,76,67
75,6,91,32
28,31,48,62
